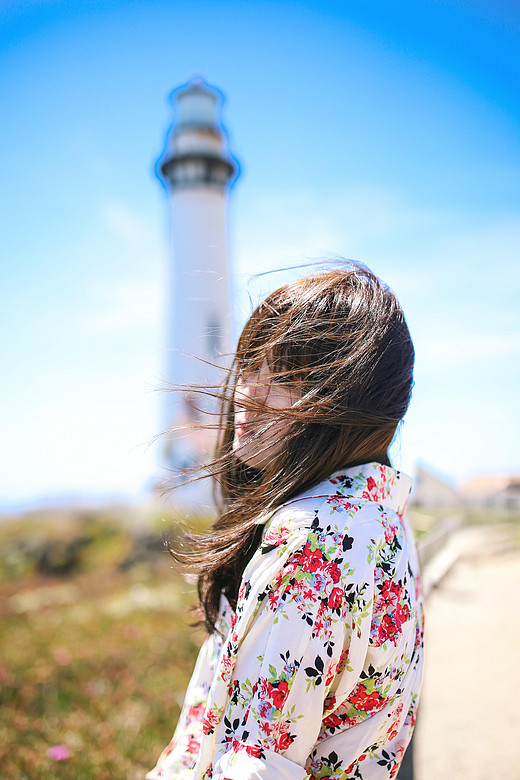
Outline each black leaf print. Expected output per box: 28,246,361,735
323,750,341,771
261,543,278,554
342,534,354,551
305,666,319,677
315,655,324,672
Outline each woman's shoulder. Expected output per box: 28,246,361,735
237,464,418,627
262,462,412,548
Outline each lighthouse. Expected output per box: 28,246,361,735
159,78,238,503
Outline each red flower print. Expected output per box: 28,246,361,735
366,476,376,491
307,550,326,572
325,661,337,687
323,695,337,713
202,707,220,735
276,731,293,751
220,651,236,681
395,602,410,629
384,527,396,544
327,496,355,511
187,738,200,755
324,560,341,584
259,720,272,737
337,648,350,674
271,679,290,710
162,740,175,758
328,587,343,610
258,678,271,701
187,701,205,720
379,579,403,610
259,677,289,710
378,614,398,642
264,525,291,546
270,721,295,752
348,683,386,713
231,737,242,754
297,542,325,573
245,744,263,758
322,712,343,730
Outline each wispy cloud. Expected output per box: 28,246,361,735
81,278,162,334
423,332,520,363
101,200,156,246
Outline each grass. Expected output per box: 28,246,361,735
0,513,204,780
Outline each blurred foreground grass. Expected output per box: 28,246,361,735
0,510,205,780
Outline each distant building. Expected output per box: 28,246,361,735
158,78,239,508
460,474,520,511
409,464,459,508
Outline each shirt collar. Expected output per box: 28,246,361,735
283,461,412,518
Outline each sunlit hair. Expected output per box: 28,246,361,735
167,262,415,633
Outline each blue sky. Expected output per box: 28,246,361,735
1,0,519,509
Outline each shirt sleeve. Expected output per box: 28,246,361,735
211,505,377,780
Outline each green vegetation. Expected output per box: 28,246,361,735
0,511,204,779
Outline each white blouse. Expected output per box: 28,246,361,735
147,462,424,779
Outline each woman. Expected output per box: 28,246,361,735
147,263,424,780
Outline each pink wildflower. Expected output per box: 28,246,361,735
47,745,71,761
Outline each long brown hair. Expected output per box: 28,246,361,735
168,263,414,633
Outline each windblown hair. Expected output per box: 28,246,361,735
168,263,415,633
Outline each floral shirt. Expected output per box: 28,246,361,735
147,462,424,780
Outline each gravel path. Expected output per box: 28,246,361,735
415,525,520,780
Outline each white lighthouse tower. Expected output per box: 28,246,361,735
159,78,238,503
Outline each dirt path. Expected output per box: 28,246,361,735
415,525,520,780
